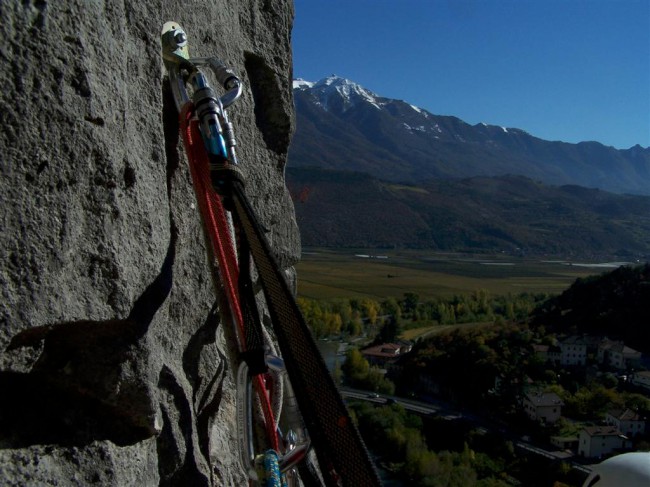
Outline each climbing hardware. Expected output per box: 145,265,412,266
161,22,381,487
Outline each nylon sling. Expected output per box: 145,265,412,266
226,181,382,487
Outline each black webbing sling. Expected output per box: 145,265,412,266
227,181,382,487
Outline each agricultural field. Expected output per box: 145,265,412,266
399,322,492,341
296,247,625,301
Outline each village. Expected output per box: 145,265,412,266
358,333,650,462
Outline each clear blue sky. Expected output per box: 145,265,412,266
292,0,649,149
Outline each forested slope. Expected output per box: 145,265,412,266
288,167,650,258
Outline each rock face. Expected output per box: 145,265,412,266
0,1,298,485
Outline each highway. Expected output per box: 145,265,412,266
341,388,464,419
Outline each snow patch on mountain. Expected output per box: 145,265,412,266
293,76,523,142
403,122,429,133
296,76,441,118
293,78,315,89
307,75,386,112
409,103,430,118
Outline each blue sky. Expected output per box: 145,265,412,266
292,0,649,149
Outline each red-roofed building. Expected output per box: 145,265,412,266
361,342,412,367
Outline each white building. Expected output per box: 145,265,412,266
523,391,563,424
606,409,646,438
598,339,642,370
578,426,630,459
559,336,587,366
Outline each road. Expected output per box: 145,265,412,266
340,388,592,475
342,388,464,419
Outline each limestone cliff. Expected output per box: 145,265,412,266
0,1,298,485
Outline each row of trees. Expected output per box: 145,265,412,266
396,323,535,408
298,291,548,339
543,383,650,422
341,348,395,394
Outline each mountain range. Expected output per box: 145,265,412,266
289,76,650,195
286,76,650,256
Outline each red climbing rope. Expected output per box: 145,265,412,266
179,103,279,453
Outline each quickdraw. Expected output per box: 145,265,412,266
161,22,381,487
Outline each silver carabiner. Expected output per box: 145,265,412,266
236,361,258,482
236,356,311,484
265,355,311,473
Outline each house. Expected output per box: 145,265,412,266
630,370,650,391
598,339,642,370
523,391,563,424
578,426,630,459
558,336,587,366
361,342,412,367
606,409,646,438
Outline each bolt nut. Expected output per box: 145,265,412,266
173,31,188,48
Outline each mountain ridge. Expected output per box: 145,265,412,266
289,75,650,195
287,166,650,258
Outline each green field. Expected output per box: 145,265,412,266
399,322,492,341
296,247,620,300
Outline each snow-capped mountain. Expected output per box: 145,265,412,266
292,79,314,90
294,76,386,112
289,76,650,195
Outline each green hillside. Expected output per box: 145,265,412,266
532,263,650,353
287,167,650,259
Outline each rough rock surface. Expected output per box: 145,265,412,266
0,1,298,485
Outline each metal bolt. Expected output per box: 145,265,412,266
174,31,188,48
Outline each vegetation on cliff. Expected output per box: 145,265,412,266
532,263,650,353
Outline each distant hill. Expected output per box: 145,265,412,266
286,166,650,258
290,76,650,195
532,264,650,353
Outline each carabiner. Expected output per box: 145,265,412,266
237,356,311,485
161,22,242,112
265,355,311,473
